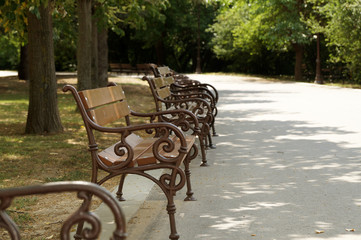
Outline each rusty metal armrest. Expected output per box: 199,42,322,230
171,84,216,103
88,119,189,170
160,95,213,118
130,109,201,133
0,181,127,240
174,81,219,103
171,90,215,107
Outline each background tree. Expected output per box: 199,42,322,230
77,0,92,91
321,0,361,83
209,0,311,80
302,0,329,84
0,0,63,134
25,1,63,134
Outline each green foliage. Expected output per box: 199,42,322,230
52,1,77,71
0,34,20,69
321,0,361,82
124,0,219,72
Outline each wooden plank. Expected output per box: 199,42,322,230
98,134,196,167
157,66,171,75
157,87,171,99
98,134,153,167
137,135,196,166
79,85,126,109
153,77,165,89
163,76,174,85
89,101,130,126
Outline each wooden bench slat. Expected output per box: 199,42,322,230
157,87,171,99
157,66,171,75
79,85,126,109
135,135,195,166
164,76,174,85
98,133,152,167
153,77,165,88
89,101,130,126
98,135,196,167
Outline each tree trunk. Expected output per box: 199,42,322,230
97,27,108,87
77,0,92,91
294,43,304,81
25,1,63,134
18,44,29,80
315,33,324,84
195,3,202,74
91,11,98,88
155,34,165,66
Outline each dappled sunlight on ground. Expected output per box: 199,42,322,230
125,75,361,240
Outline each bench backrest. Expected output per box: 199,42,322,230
148,76,178,112
152,76,175,99
78,85,131,126
156,66,173,77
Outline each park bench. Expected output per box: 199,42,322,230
63,83,199,240
109,63,155,75
152,66,219,136
0,181,127,240
143,75,216,158
109,63,135,74
154,66,219,105
136,63,154,75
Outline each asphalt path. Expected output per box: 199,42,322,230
125,74,361,240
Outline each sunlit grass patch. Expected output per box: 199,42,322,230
0,77,155,189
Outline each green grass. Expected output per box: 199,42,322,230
0,76,155,239
0,77,155,188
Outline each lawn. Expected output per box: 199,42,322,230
0,74,155,239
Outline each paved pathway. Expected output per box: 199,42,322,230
124,74,361,240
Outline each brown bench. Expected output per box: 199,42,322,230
153,66,219,136
0,181,126,240
143,75,216,160
136,63,155,75
109,63,135,74
155,66,219,104
63,84,199,240
109,63,155,75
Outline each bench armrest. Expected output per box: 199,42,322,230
173,81,219,103
130,109,201,134
158,96,213,118
172,84,217,102
171,91,215,107
0,181,126,240
92,122,189,169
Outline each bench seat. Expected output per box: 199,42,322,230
98,133,196,167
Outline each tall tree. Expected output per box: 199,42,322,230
97,27,108,87
302,0,328,84
321,0,361,83
1,0,63,134
210,0,311,80
77,0,92,91
192,0,204,73
25,1,63,134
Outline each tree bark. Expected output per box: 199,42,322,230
294,43,304,81
155,34,165,66
25,1,63,134
91,11,98,88
77,0,92,91
195,3,202,74
97,27,108,87
18,44,29,81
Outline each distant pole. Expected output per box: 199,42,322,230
315,33,324,84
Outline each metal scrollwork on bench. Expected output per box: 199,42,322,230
0,181,127,240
